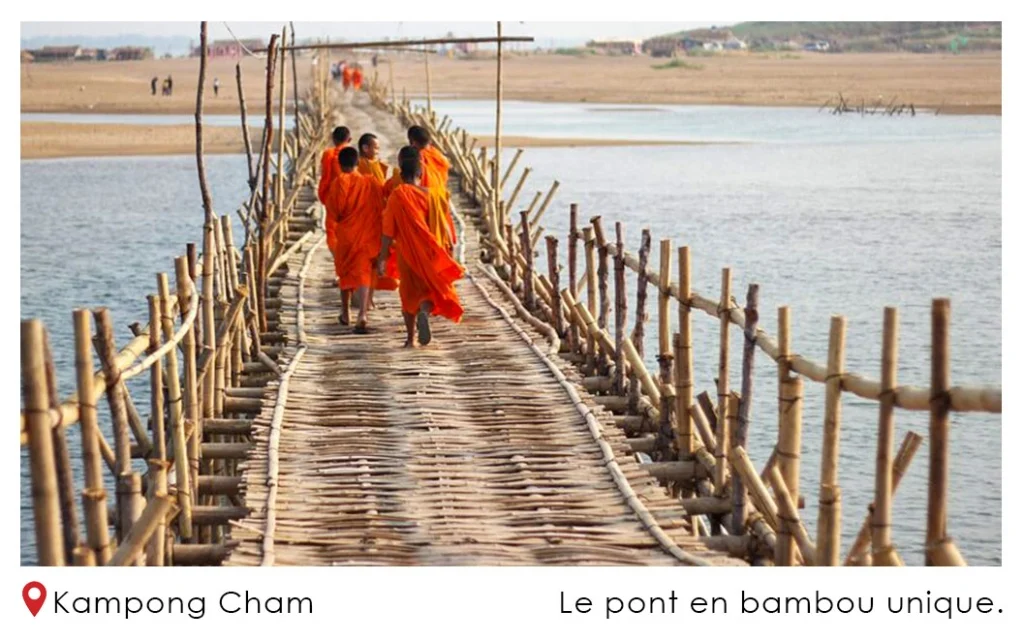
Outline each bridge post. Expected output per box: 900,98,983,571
545,236,564,340
816,315,846,565
613,223,627,395
628,229,652,414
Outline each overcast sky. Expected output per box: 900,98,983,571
21,21,725,43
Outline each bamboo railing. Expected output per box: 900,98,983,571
369,79,1000,566
19,30,335,566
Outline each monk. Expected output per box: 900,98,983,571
378,146,464,347
407,125,457,246
325,147,394,331
407,125,450,189
342,64,354,92
352,66,364,91
356,133,388,186
318,126,351,208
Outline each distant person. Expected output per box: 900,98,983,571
352,65,363,91
166,74,173,96
162,78,170,96
378,146,464,348
150,76,158,95
213,77,220,97
372,54,378,68
342,64,354,91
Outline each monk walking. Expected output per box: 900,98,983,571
407,125,450,189
342,64,354,92
318,126,351,207
352,65,364,91
378,147,464,347
326,147,395,331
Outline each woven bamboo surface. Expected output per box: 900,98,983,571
227,96,742,566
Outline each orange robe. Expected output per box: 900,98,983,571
325,172,398,291
383,167,403,200
383,184,464,321
352,69,363,90
318,145,343,205
419,145,450,189
342,66,353,90
358,157,389,186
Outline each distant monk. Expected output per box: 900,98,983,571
342,64,354,92
352,66,364,91
378,146,464,347
150,76,158,96
213,77,220,97
318,126,351,208
356,133,388,185
326,148,395,330
166,75,173,96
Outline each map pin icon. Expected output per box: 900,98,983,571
23,581,46,617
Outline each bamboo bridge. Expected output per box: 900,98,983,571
19,28,1001,568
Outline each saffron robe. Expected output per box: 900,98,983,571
325,172,397,291
383,184,464,321
352,68,364,90
318,145,344,205
419,145,450,189
358,157,389,186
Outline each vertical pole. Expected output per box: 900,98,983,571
73,311,112,564
146,295,167,566
926,298,964,565
816,315,846,566
93,308,133,541
675,246,694,457
613,223,628,395
22,319,65,566
289,22,301,159
424,48,433,119
158,274,193,541
494,21,503,228
568,204,580,353
583,226,597,371
259,34,280,334
276,26,287,243
545,236,563,339
732,283,759,533
629,229,652,413
42,329,80,563
592,217,611,338
519,211,535,310
776,305,803,563
872,307,900,566
175,258,201,505
388,58,395,105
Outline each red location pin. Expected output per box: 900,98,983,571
23,581,46,617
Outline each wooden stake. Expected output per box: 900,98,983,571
568,204,580,353
716,267,732,488
629,229,652,412
583,226,598,370
872,306,899,565
72,310,112,563
108,493,174,567
816,315,846,566
519,211,535,310
175,257,201,500
926,298,965,566
494,21,503,221
613,222,628,395
658,239,672,358
592,217,611,335
675,247,694,456
22,319,65,566
732,283,759,533
545,236,564,338
159,274,193,540
42,329,80,563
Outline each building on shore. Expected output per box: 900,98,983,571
643,28,746,57
585,39,642,55
109,46,154,61
29,45,81,62
193,38,266,58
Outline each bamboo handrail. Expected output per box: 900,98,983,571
597,243,1000,413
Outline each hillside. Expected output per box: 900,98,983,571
661,22,1001,53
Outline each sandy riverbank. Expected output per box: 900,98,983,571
21,51,1001,115
21,122,261,159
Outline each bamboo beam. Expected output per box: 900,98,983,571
266,35,535,53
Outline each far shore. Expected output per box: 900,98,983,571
21,122,719,159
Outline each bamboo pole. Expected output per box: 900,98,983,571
276,26,287,242
289,22,301,158
675,246,694,456
236,64,256,192
23,319,65,566
545,236,564,337
568,204,580,353
159,274,193,540
42,329,80,563
145,460,168,566
583,226,598,370
872,306,900,566
500,149,523,189
816,315,846,566
494,21,503,224
613,222,627,395
72,310,112,564
776,306,802,504
657,239,672,358
108,494,173,567
519,211,535,310
93,308,133,541
732,283,759,533
716,267,732,505
729,445,780,533
846,431,923,565
629,229,652,411
768,466,815,565
175,257,201,502
116,472,144,564
424,48,432,118
714,393,733,497
506,223,518,291
926,298,965,566
202,225,217,423
258,34,280,334
592,217,611,334
147,297,166,460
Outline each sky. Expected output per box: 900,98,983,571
20,21,724,44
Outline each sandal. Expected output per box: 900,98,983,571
338,312,349,326
354,321,369,335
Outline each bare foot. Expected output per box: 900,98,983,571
402,339,414,348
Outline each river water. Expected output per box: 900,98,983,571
20,101,1001,565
